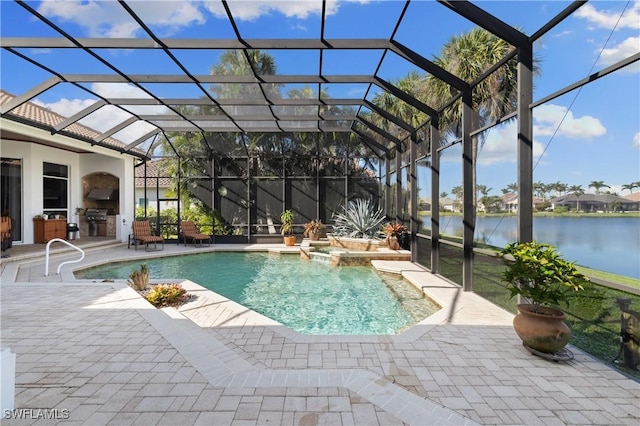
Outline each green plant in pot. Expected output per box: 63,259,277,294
280,209,296,246
500,241,587,354
303,219,325,241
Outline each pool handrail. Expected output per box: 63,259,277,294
45,238,85,276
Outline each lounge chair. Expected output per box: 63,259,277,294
180,221,212,247
132,220,164,251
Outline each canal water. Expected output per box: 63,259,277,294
431,215,640,279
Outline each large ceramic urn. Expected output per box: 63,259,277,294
513,303,571,353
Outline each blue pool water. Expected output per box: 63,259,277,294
76,252,438,335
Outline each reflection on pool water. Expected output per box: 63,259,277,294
76,252,439,335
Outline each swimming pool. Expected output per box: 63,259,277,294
76,252,439,335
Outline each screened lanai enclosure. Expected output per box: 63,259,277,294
1,0,638,297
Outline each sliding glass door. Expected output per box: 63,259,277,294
1,158,22,242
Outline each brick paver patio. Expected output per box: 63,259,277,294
1,243,638,425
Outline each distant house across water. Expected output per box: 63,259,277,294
551,193,639,212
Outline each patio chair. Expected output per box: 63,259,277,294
131,220,164,251
1,216,11,252
180,221,212,247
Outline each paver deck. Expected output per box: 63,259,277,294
1,243,638,425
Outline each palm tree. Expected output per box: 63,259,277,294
423,28,538,212
621,183,637,194
451,185,463,200
588,180,610,194
370,71,427,143
569,185,585,212
533,181,548,200
550,181,567,197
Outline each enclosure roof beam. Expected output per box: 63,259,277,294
108,97,364,106
363,100,414,134
60,74,376,84
373,78,432,126
352,128,389,157
0,76,61,115
1,37,393,50
357,116,402,147
139,114,360,122
438,0,528,47
122,129,162,152
389,41,468,94
95,117,139,144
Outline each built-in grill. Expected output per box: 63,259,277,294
85,208,108,236
86,208,108,221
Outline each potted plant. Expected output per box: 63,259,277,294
303,219,325,241
500,241,587,354
280,209,296,246
383,222,409,250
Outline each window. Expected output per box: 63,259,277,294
43,162,68,217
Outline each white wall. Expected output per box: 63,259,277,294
1,119,138,244
1,139,82,243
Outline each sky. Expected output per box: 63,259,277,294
1,0,639,198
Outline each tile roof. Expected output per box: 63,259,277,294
623,192,640,202
551,193,636,203
0,90,143,156
135,160,172,187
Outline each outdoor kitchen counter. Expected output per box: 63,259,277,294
79,215,117,237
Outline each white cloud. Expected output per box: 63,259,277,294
205,0,339,21
478,121,545,166
37,0,205,38
91,82,151,100
37,0,340,36
37,1,139,38
476,104,607,166
574,1,640,30
598,36,640,72
32,97,96,118
634,132,640,148
551,30,574,38
533,104,606,139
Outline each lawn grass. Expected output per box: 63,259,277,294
576,266,640,289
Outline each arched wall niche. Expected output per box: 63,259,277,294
82,172,120,214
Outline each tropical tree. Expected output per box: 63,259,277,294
569,185,585,212
549,181,567,197
588,180,610,194
423,27,539,212
370,71,428,136
503,182,518,194
622,183,637,194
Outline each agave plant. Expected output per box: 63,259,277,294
332,199,386,239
